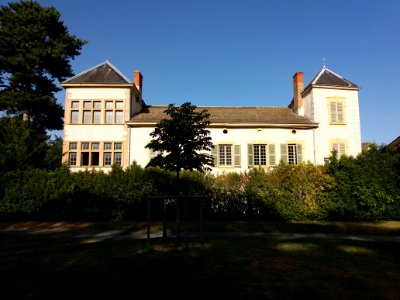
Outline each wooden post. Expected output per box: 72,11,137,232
147,197,150,245
184,196,188,248
163,198,167,240
176,198,180,247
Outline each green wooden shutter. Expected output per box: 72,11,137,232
330,102,337,122
337,102,344,122
248,144,253,167
269,144,276,166
280,144,288,163
296,144,302,164
211,145,218,166
234,145,241,167
339,143,346,156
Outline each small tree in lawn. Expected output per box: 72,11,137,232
145,102,214,193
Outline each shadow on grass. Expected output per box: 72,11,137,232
1,232,400,299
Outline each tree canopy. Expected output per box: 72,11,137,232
145,102,214,182
0,0,86,130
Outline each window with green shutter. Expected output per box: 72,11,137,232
213,144,241,167
330,101,344,123
248,144,276,167
280,144,302,165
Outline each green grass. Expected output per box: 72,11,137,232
1,228,400,299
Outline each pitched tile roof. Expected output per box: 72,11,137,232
62,60,131,84
387,136,400,150
306,66,359,89
129,105,317,128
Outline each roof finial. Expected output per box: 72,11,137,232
322,57,326,68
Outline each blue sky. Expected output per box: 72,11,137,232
33,0,400,145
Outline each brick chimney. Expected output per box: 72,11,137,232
134,70,143,93
293,72,304,114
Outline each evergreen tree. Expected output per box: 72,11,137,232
0,0,86,130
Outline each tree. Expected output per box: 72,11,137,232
0,0,86,130
145,102,214,188
0,116,48,172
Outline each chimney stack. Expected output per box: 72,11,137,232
134,70,143,93
293,72,304,113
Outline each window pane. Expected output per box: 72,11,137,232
105,111,113,124
92,143,99,150
69,142,77,150
115,111,123,124
288,144,297,164
69,152,77,165
81,152,89,166
93,111,101,124
93,101,101,108
71,111,79,123
91,152,99,166
253,145,267,165
104,152,112,165
115,101,124,108
219,144,232,165
114,143,122,150
81,143,89,150
106,101,113,108
71,101,79,109
83,111,91,124
114,152,122,165
104,142,112,150
83,101,91,109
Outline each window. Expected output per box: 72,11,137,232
81,143,89,150
280,144,302,165
104,152,112,165
331,141,346,158
254,145,266,165
104,143,112,150
219,144,232,165
67,141,123,167
71,111,79,123
93,111,101,124
114,152,122,165
212,144,241,167
69,152,77,165
69,100,125,124
105,111,113,124
83,111,91,124
328,97,345,124
115,111,123,124
248,144,276,167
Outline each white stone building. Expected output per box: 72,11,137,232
61,60,361,173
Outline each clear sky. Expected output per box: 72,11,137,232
31,0,400,145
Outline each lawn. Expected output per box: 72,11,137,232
1,222,400,299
